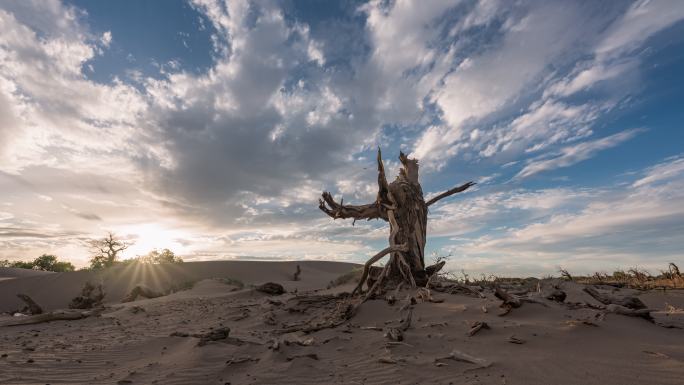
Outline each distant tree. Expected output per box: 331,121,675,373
32,254,75,272
0,255,74,272
89,232,129,269
150,248,183,264
10,261,34,269
139,249,183,264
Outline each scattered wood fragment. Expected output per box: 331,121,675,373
170,327,231,346
225,356,259,365
16,294,43,315
384,327,404,341
286,353,318,361
643,350,671,359
468,321,489,336
436,349,492,368
385,341,413,348
378,357,398,364
508,335,525,344
565,319,598,327
360,326,383,331
256,282,285,295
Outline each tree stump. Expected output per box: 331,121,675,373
320,148,474,296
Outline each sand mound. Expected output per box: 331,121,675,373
0,260,357,313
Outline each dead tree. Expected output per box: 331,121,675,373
319,148,474,295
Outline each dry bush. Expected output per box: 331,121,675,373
568,263,684,289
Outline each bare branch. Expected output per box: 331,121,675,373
319,192,386,221
426,181,476,207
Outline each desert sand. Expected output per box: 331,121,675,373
1,260,683,385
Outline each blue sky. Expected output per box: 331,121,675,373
0,0,682,275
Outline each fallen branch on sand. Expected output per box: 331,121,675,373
467,321,489,336
170,327,231,346
0,307,104,327
604,304,652,320
495,287,521,316
435,349,492,368
583,286,646,309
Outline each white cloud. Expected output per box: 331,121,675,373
514,128,642,179
595,0,684,59
446,156,684,275
100,31,112,47
632,155,684,188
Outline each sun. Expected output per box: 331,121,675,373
115,223,190,259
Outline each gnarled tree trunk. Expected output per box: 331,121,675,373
319,148,474,296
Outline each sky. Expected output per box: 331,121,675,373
0,0,683,276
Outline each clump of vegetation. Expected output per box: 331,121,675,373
121,248,184,265
559,263,683,289
0,254,75,272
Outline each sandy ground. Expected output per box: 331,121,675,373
0,261,682,385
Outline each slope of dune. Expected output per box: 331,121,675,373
0,267,54,282
0,260,356,312
0,261,682,385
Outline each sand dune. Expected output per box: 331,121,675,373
0,261,682,385
0,260,356,312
